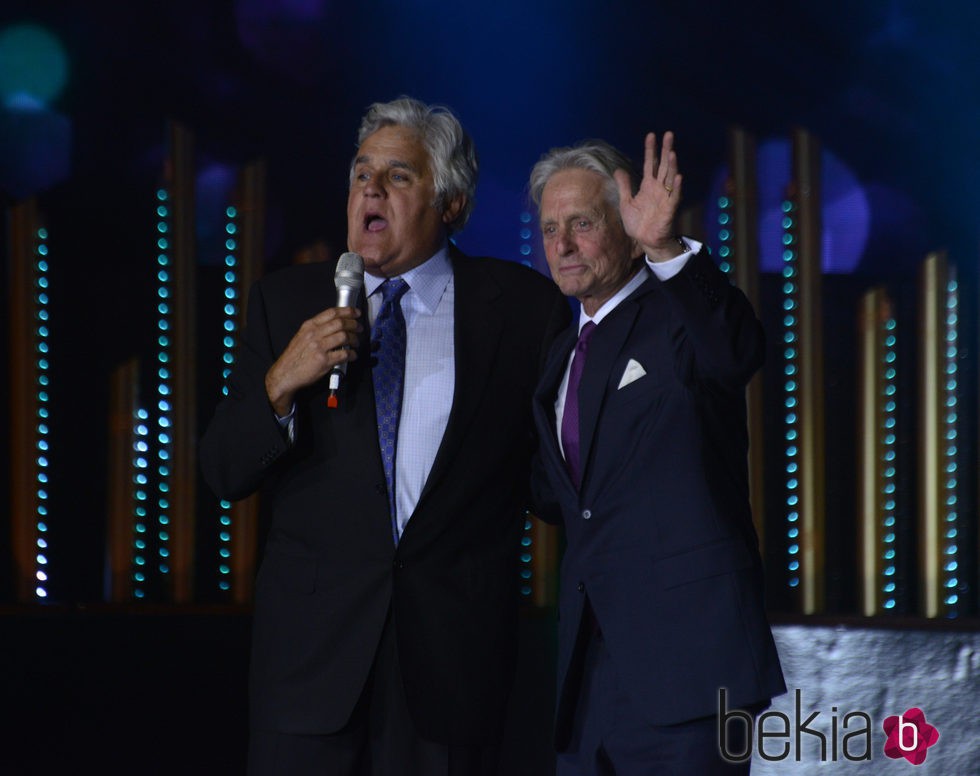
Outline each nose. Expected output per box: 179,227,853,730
362,175,385,198
555,227,575,256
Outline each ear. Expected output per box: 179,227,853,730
441,194,466,226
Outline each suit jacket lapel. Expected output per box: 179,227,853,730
534,324,578,489
417,248,503,506
577,278,654,489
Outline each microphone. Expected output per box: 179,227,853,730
327,251,365,408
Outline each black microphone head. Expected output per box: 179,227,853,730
335,251,365,292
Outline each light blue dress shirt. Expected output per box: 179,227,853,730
276,247,456,540
364,246,455,539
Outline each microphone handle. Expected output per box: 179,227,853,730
329,286,360,388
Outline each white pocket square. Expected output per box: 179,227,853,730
618,358,647,389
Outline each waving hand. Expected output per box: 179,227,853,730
614,132,684,262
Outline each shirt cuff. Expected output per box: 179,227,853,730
274,404,296,445
645,236,702,281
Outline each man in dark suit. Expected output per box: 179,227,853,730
199,96,570,775
528,133,786,774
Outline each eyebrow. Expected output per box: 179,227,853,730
353,155,420,175
541,207,604,226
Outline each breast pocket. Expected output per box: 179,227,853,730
611,355,670,408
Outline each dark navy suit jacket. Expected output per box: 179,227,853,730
532,249,786,748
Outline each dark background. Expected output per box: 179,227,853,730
2,1,979,772
3,0,977,605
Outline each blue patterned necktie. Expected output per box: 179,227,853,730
560,320,596,489
372,278,410,545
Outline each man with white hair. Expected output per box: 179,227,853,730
201,96,570,775
529,134,785,774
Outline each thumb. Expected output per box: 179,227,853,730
613,169,633,210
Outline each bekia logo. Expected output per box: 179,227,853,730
718,690,941,765
882,708,940,765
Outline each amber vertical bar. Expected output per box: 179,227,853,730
8,200,40,602
167,122,197,603
229,159,267,604
857,289,891,615
727,127,765,549
917,252,945,617
791,127,825,614
530,519,560,608
106,359,140,601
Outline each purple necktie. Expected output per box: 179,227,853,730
560,321,596,488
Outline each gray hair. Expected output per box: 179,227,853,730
352,96,478,234
528,139,639,211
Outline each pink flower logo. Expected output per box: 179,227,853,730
882,708,939,765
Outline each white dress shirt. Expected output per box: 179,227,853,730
554,238,700,452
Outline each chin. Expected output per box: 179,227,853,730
362,260,387,277
350,245,381,264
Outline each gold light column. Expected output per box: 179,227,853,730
857,288,899,615
529,517,560,607
780,128,825,613
918,251,960,618
724,127,765,549
219,159,266,604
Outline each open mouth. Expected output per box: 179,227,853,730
365,214,388,233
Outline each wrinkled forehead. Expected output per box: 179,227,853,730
540,169,614,221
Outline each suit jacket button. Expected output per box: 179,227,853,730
393,560,404,570
577,582,585,593
582,509,592,520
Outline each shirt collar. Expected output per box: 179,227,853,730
364,243,452,314
576,264,649,334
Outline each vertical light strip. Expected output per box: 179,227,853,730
780,199,802,591
10,201,52,602
518,210,534,600
918,252,958,618
166,121,198,603
107,358,141,601
941,274,960,617
789,129,826,614
519,208,535,600
716,194,733,276
217,205,239,592
155,187,173,581
519,210,534,267
34,226,52,600
880,314,899,610
132,407,150,599
519,513,534,600
227,159,266,605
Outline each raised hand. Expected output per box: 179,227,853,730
614,132,683,262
